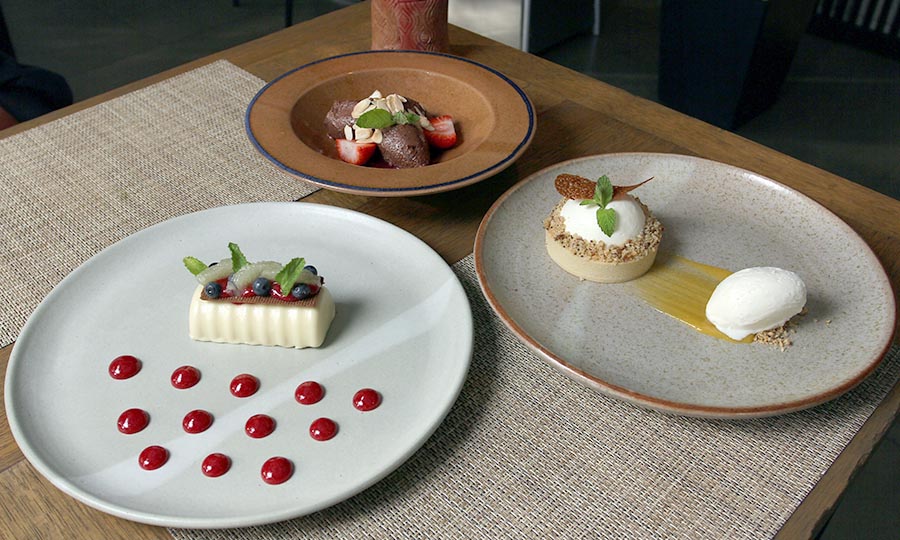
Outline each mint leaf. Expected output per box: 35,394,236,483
579,199,596,206
597,175,613,207
228,242,248,273
356,108,394,129
596,208,617,237
392,111,420,125
182,256,207,276
274,257,306,291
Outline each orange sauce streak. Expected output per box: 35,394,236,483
632,253,753,343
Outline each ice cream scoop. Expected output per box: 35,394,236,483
559,194,646,247
705,267,807,340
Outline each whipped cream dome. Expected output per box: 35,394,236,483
705,267,807,340
559,195,645,246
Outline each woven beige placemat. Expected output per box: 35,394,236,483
0,60,318,347
171,254,899,540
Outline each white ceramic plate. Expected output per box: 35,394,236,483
475,153,895,418
5,202,472,528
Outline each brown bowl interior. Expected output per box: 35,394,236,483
291,68,494,164
247,51,535,195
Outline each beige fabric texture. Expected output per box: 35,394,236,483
171,255,900,540
0,60,318,347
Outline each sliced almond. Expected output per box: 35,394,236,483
351,98,373,119
385,94,405,114
343,125,354,140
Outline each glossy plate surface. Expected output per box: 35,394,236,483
5,202,472,527
246,50,535,196
475,153,896,418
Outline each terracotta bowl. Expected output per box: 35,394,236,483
245,50,535,196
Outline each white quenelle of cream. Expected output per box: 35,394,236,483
559,194,646,246
705,267,807,340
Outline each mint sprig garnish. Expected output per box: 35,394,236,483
228,242,248,273
274,257,307,292
356,108,421,129
392,111,421,125
182,256,207,276
579,175,617,237
356,109,393,129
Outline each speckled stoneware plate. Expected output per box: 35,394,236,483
5,202,472,527
245,50,535,196
474,153,896,418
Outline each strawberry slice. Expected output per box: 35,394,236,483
423,115,457,149
335,139,377,166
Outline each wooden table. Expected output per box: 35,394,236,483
1,3,897,539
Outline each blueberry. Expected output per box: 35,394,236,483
204,281,222,299
303,265,317,276
291,283,312,300
252,277,272,296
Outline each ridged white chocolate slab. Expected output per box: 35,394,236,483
5,202,472,527
475,153,896,418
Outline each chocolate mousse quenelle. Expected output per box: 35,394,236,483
324,90,457,167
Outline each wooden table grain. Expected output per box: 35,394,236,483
1,3,897,539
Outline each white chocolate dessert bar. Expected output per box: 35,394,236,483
188,285,335,349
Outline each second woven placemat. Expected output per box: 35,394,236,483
171,254,900,540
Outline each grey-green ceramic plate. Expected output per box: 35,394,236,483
475,153,895,418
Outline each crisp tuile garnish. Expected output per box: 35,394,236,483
555,173,595,199
554,173,655,200
613,177,654,199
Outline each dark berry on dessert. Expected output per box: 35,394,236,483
204,282,222,298
291,284,312,300
303,265,317,275
252,277,272,296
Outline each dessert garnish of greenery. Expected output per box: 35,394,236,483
183,243,321,301
554,173,654,236
356,108,428,130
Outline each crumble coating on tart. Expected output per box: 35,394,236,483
543,196,663,263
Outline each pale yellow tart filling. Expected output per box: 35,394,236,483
543,197,662,283
188,285,335,348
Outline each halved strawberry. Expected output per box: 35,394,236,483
335,139,377,166
423,115,457,149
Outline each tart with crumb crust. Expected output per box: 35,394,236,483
543,173,663,283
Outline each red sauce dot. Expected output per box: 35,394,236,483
260,456,293,485
309,417,337,441
201,453,231,477
117,408,149,434
109,355,141,380
171,365,201,389
245,414,275,438
183,409,213,434
230,374,259,398
294,381,324,405
353,388,381,411
139,445,168,470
